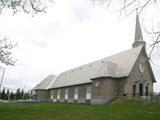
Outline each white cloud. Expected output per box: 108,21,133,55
0,0,159,92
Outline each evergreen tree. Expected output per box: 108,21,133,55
10,92,14,100
15,89,21,100
21,89,24,99
0,91,1,99
1,88,6,100
24,91,30,100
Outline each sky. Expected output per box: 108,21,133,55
0,0,159,92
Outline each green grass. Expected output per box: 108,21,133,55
0,99,160,120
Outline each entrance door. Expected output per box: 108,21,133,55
139,83,143,96
133,85,136,96
145,86,149,96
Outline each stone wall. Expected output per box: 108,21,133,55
49,83,91,103
36,90,48,101
124,47,154,96
91,78,117,104
36,47,155,104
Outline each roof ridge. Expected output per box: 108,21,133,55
58,45,144,74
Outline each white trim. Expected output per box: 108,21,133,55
65,88,69,100
74,87,79,100
86,86,91,100
57,89,60,100
51,91,54,100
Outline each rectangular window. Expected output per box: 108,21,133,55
57,89,60,100
86,86,91,100
65,88,69,100
51,91,54,100
133,85,136,96
74,87,79,100
52,90,57,102
139,83,143,96
145,86,149,96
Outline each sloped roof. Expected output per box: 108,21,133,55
32,75,56,90
93,61,118,79
50,45,143,89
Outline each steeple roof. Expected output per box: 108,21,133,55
132,14,146,48
135,14,143,41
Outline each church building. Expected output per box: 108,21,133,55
32,15,156,104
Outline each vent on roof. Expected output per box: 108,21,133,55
72,70,74,72
89,65,92,67
79,67,82,70
101,61,105,63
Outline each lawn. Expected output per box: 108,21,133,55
0,99,160,120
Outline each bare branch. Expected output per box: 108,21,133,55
106,0,111,8
121,0,137,11
0,0,53,15
149,34,160,57
0,37,17,66
139,0,151,15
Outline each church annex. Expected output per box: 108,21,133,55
32,15,156,104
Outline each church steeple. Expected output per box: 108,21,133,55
132,14,146,48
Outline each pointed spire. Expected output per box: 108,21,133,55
135,14,143,42
132,14,146,48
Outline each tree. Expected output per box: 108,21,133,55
0,37,17,93
21,89,24,99
1,88,6,99
10,91,14,100
24,91,30,99
0,0,54,65
0,0,53,15
0,37,17,66
93,0,160,59
15,88,21,100
0,0,53,95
